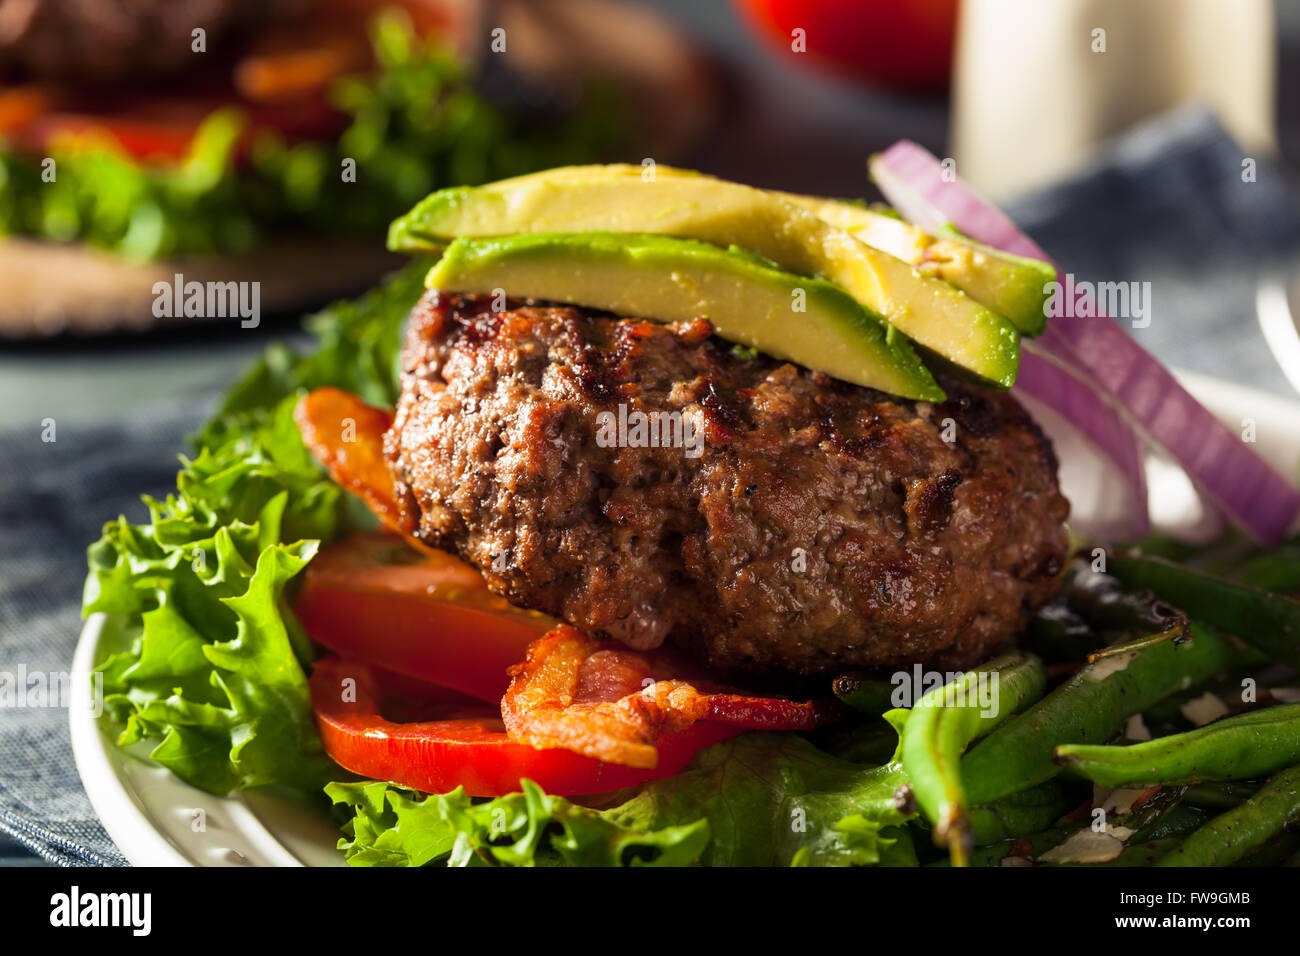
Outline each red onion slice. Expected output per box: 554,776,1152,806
870,141,1300,544
1018,344,1150,540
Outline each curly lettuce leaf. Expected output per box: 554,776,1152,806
85,398,341,794
327,779,711,867
607,725,917,867
327,727,918,868
82,256,429,795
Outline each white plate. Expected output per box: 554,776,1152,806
70,613,346,867
70,372,1300,866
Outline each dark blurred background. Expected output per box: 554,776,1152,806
5,0,1300,424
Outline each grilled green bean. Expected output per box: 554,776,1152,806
831,673,899,716
1025,599,1097,662
901,652,1045,865
967,781,1071,846
929,826,1078,867
1127,803,1213,843
1233,541,1300,593
1117,784,1189,840
1109,553,1300,669
961,625,1249,805
941,830,1184,867
1156,763,1300,866
1091,838,1185,867
1054,703,1300,787
1182,780,1259,810
1060,558,1190,643
1232,832,1300,866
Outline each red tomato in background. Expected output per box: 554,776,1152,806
732,0,958,94
11,97,346,164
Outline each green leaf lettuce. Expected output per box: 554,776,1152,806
327,726,918,867
82,259,430,794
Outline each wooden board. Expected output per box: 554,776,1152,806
0,237,403,337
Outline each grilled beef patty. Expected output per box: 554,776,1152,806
386,290,1070,677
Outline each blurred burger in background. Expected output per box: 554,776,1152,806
0,0,713,334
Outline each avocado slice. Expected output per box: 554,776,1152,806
775,193,1054,336
390,165,1020,387
426,232,945,401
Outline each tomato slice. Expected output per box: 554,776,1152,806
294,533,556,702
310,655,743,796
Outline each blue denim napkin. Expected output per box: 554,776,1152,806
2,109,1299,867
1003,108,1300,400
0,397,209,865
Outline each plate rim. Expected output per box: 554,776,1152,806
69,613,194,866
70,614,345,867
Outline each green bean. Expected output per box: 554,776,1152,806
946,829,1182,867
1233,541,1300,593
964,788,1193,866
929,826,1078,867
1025,599,1097,662
1054,702,1300,788
1130,532,1205,564
901,652,1045,866
961,625,1249,805
1127,803,1212,843
1097,838,1186,867
1118,784,1189,839
1232,832,1300,867
1109,553,1300,669
830,673,898,716
1156,762,1300,866
955,784,1217,866
1182,780,1259,811
1024,559,1191,668
966,781,1072,846
1237,560,1300,594
1061,559,1190,642
1138,695,1197,734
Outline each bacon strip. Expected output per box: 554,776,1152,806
294,387,415,536
501,625,826,768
